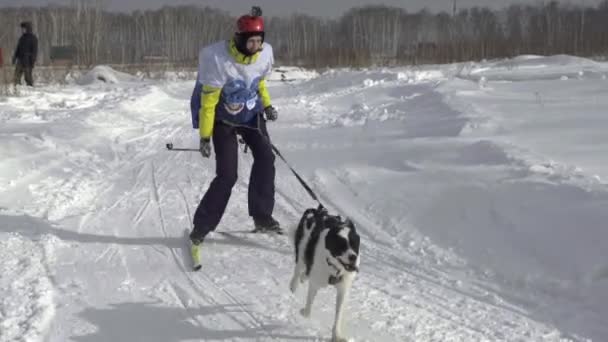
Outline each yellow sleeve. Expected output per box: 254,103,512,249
199,85,221,139
258,79,272,108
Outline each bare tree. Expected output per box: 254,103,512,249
1,1,608,72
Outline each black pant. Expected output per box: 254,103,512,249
14,63,34,86
191,117,275,240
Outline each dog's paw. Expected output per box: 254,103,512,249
299,308,311,318
289,281,298,293
289,276,299,293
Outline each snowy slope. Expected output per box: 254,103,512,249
1,58,607,342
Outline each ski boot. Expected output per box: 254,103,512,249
189,234,205,271
252,216,283,235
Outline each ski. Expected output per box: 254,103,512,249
251,227,284,235
219,228,284,235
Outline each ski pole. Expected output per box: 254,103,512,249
166,143,199,152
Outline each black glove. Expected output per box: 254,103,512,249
264,106,278,121
199,138,211,158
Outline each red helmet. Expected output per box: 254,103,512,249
237,15,264,33
234,7,265,56
237,6,264,33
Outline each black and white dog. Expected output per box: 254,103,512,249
289,205,360,342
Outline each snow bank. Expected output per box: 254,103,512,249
75,65,139,85
267,66,319,82
437,55,608,341
461,54,608,81
396,69,445,83
491,54,600,69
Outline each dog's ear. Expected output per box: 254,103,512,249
325,215,341,229
317,204,328,216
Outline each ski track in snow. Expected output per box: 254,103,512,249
2,60,608,342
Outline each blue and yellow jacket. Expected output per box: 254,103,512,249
190,38,273,139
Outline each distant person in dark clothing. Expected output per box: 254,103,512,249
12,21,38,86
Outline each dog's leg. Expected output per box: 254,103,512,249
289,263,303,293
299,282,320,318
299,270,307,283
332,281,351,342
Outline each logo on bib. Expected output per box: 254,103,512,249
221,79,260,117
224,103,245,115
246,97,257,110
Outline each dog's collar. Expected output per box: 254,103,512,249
328,275,342,285
327,257,359,274
327,258,343,285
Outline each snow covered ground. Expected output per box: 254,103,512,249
1,56,608,342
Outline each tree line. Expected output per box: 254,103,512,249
1,0,608,68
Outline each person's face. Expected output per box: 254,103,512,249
21,27,27,34
246,36,263,54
